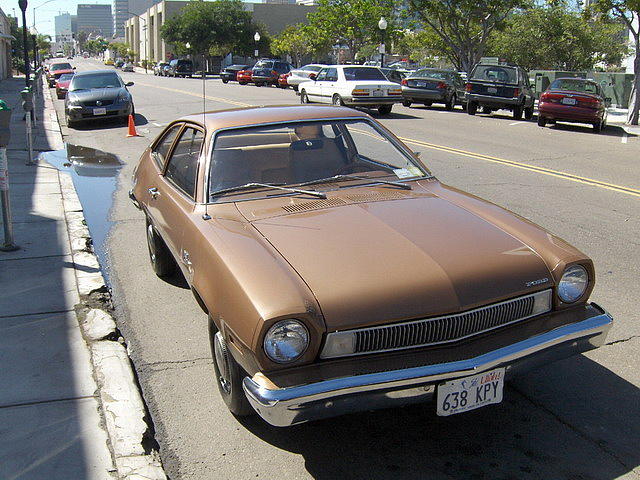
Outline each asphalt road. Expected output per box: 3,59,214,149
52,58,640,480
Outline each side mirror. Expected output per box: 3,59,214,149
126,82,134,87
73,67,76,70
309,73,317,81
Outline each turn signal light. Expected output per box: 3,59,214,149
465,83,472,92
388,88,402,95
513,88,520,97
436,81,447,89
352,89,369,96
401,78,407,86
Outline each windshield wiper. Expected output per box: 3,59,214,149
298,174,412,190
210,182,326,199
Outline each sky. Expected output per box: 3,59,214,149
1,0,113,37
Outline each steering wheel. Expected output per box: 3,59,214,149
335,163,373,175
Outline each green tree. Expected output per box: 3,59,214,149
160,0,268,58
395,29,450,67
590,0,640,124
271,24,332,66
76,31,89,51
489,2,627,71
307,0,399,63
406,0,530,72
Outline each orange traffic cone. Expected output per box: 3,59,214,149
126,114,139,137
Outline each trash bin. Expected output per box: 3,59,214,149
0,99,11,147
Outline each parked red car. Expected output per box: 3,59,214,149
55,73,74,99
278,72,291,89
538,78,609,133
236,69,253,85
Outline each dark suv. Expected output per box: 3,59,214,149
251,59,293,87
167,59,194,78
466,63,535,120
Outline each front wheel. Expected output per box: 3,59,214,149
445,94,455,111
208,317,255,416
332,94,344,106
255,82,263,87
524,105,534,120
300,90,310,104
378,104,392,115
222,79,229,84
402,100,412,107
513,105,523,120
238,81,247,85
467,102,477,115
592,120,603,133
537,115,547,127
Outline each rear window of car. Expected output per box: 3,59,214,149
51,63,72,71
470,65,518,84
254,60,274,69
550,79,599,94
414,69,451,81
343,67,387,81
301,65,323,72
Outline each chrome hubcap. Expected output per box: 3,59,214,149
214,332,232,394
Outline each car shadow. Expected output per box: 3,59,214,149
547,121,634,138
237,356,639,479
69,113,149,131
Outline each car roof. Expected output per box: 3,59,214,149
177,105,368,132
74,70,119,77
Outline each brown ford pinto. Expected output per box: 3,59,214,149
130,105,612,427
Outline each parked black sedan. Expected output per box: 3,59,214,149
64,70,134,127
401,68,466,110
220,64,252,83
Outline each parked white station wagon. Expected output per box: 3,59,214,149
298,65,402,115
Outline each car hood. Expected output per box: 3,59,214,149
239,188,552,331
68,88,124,101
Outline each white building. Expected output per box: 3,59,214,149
0,8,12,80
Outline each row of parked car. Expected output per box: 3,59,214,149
220,60,609,130
152,59,195,78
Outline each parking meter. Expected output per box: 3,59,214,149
20,88,33,112
0,100,10,147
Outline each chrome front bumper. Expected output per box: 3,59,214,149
243,304,612,427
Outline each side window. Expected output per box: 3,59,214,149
315,68,329,81
325,68,338,82
164,127,205,199
152,124,182,169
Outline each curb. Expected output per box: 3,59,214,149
42,80,167,480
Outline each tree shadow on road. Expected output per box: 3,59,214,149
238,355,639,480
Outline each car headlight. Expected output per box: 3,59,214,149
66,97,81,106
263,319,309,363
117,91,130,104
557,265,588,303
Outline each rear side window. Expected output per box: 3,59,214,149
325,68,338,82
152,124,182,169
164,127,205,199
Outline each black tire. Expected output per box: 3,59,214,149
537,115,547,127
332,94,344,106
513,105,523,120
482,106,492,114
423,101,432,107
222,79,228,84
65,114,76,128
445,94,455,111
524,106,534,120
300,90,310,104
239,81,247,85
145,217,175,277
378,104,392,115
255,82,263,87
592,120,603,133
467,102,477,115
292,85,298,92
402,99,412,107
208,317,255,416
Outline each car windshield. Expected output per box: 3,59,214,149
254,60,274,69
51,63,72,71
470,65,518,84
58,74,74,81
414,69,451,81
302,65,323,72
550,79,599,94
69,73,122,91
208,119,428,199
343,67,387,81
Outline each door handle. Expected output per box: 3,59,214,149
182,250,192,266
148,187,160,199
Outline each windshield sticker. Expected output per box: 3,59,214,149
393,166,422,179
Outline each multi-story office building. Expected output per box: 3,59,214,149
55,13,73,43
78,4,113,38
113,0,129,38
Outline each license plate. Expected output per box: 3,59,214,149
416,81,426,87
487,87,498,94
436,367,505,416
93,108,107,115
373,89,383,96
561,97,577,105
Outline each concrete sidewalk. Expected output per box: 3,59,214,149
0,77,165,479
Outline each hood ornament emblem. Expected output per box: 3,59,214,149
526,278,549,287
96,100,102,106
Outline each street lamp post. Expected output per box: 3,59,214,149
18,0,30,88
254,32,260,59
378,17,387,68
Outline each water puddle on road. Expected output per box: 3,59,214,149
42,144,123,286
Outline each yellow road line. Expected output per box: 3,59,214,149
135,82,639,198
136,82,253,108
399,136,640,199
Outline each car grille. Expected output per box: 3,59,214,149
82,100,114,107
321,290,552,359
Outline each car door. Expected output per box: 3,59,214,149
162,125,206,280
306,68,327,102
321,67,339,103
